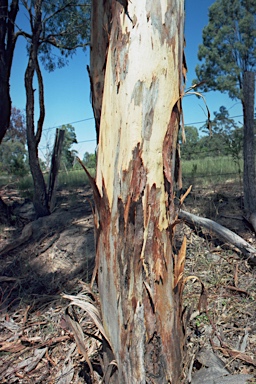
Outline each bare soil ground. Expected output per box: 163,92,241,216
0,181,255,383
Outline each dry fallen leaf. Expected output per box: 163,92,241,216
63,312,94,379
4,347,48,378
0,340,26,353
56,359,74,384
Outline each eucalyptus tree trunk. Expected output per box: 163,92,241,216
243,71,256,222
91,1,186,382
89,0,112,143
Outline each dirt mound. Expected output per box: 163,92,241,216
0,186,95,303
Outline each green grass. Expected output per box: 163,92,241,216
1,156,242,193
182,155,241,175
17,174,34,198
16,168,94,195
18,174,34,190
57,169,93,188
182,155,242,185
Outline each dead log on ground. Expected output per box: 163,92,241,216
179,209,256,267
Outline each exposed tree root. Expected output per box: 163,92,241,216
0,223,33,256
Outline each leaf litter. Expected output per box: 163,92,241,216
179,181,256,383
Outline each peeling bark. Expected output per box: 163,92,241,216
91,1,186,382
89,0,113,143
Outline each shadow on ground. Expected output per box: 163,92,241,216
0,185,96,313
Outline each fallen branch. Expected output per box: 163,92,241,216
178,209,256,266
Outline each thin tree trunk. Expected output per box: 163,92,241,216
91,1,186,382
243,71,256,221
48,128,65,212
25,58,49,217
25,0,50,218
0,0,19,143
0,75,11,144
0,0,19,219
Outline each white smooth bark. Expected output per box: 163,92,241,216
92,1,186,382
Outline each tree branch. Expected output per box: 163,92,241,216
178,209,256,267
35,56,45,146
43,2,90,25
15,29,32,41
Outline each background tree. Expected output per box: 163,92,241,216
0,0,90,217
60,124,78,170
194,0,256,220
179,125,199,160
195,106,243,160
0,107,29,177
0,0,21,219
0,0,20,144
22,0,90,217
180,116,242,161
90,0,186,382
82,151,96,169
7,107,27,144
212,106,243,175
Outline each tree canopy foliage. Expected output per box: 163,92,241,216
0,0,91,142
60,124,78,170
0,107,29,177
195,0,256,219
180,107,243,161
195,0,256,99
24,0,91,72
83,151,96,168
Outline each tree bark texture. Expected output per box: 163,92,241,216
0,0,19,143
91,1,186,382
0,69,11,144
243,71,256,217
25,0,50,218
48,128,65,212
89,0,112,143
0,0,19,219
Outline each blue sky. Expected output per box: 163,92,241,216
10,0,243,160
